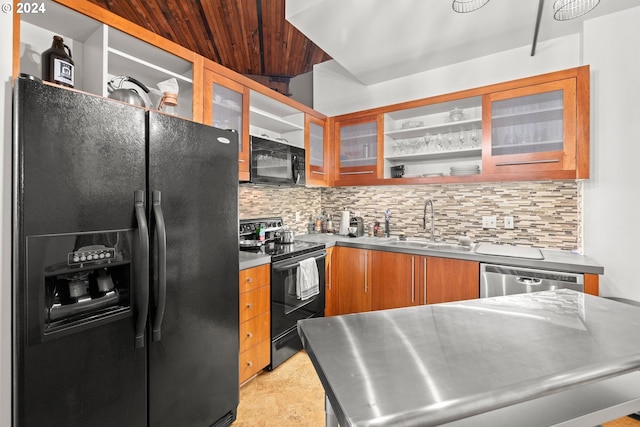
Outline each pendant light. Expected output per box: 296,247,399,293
553,0,600,21
452,0,490,13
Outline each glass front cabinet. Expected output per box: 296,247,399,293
334,115,382,184
482,76,582,178
203,69,250,181
306,115,330,186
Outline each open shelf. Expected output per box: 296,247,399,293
385,147,482,162
385,118,482,140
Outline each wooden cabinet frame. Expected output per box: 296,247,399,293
202,68,251,181
333,114,384,185
328,66,590,186
305,114,332,186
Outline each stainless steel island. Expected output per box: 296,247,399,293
297,290,640,426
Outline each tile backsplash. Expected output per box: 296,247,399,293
239,184,322,231
239,181,582,251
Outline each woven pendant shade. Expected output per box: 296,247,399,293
553,0,600,20
452,0,490,13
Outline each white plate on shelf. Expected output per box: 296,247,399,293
450,165,480,175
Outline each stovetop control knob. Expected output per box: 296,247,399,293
79,254,87,262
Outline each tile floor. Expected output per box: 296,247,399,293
234,350,640,426
234,351,325,426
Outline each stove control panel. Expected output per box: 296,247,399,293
239,218,284,238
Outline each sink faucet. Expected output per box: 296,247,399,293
423,199,435,241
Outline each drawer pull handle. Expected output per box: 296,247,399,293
247,361,253,367
246,277,253,282
246,303,253,308
247,332,253,338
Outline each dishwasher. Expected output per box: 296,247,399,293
480,263,584,298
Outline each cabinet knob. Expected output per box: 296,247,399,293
247,361,253,367
247,332,253,338
246,277,253,282
246,303,253,309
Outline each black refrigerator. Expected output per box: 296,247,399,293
12,76,239,427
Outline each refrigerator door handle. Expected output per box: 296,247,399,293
134,190,150,349
152,190,167,342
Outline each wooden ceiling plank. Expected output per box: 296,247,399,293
200,0,236,69
233,0,261,75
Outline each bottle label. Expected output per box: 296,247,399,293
53,58,74,87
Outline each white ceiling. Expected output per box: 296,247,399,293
286,0,639,85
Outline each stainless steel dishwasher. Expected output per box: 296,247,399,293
480,263,584,298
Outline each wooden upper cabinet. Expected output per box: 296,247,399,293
202,69,250,181
334,115,383,185
305,115,331,186
328,66,589,186
482,77,580,178
17,0,197,120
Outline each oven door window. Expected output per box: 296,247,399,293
271,251,325,336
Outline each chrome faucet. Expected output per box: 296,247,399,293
423,198,435,241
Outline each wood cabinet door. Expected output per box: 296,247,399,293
202,69,250,181
306,115,331,186
370,251,420,310
426,257,480,304
333,115,382,184
324,247,337,316
335,247,371,315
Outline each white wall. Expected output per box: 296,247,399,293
290,70,314,108
313,34,581,117
583,6,640,300
1,6,14,427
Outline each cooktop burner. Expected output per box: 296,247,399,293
240,240,324,261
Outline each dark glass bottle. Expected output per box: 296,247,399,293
41,35,75,88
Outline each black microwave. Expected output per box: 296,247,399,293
249,136,305,186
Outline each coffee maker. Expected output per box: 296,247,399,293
349,217,365,237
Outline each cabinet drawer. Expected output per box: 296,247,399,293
239,285,270,323
239,339,270,383
240,264,270,293
240,312,270,353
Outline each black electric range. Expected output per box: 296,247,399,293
239,217,326,370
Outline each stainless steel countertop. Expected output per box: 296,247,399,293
296,234,604,275
239,251,271,270
298,290,640,426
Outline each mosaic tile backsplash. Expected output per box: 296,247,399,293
239,181,582,251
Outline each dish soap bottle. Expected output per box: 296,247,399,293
41,35,75,88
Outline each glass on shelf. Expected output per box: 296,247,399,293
491,89,564,156
339,121,377,166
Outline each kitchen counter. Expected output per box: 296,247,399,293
239,251,271,270
296,234,604,275
298,290,640,426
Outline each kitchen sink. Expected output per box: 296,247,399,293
381,240,474,252
425,242,474,252
383,241,429,248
